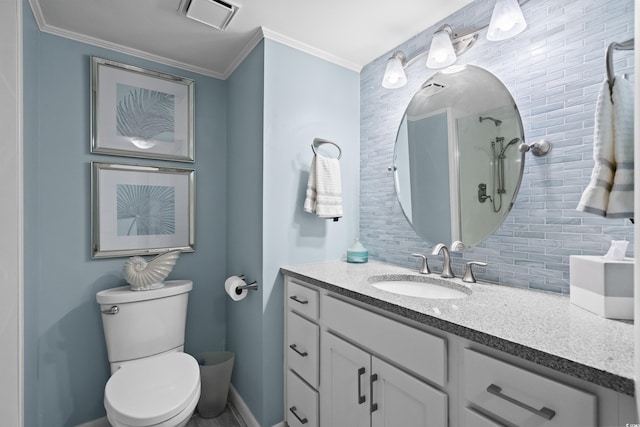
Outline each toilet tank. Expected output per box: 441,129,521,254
96,280,193,364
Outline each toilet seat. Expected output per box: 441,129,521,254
105,352,200,427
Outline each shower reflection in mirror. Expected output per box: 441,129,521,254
476,114,521,213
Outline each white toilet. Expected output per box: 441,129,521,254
96,280,201,427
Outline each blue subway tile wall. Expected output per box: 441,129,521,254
360,0,634,294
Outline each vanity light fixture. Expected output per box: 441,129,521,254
382,52,408,89
381,0,529,88
426,25,458,69
487,0,527,41
381,29,478,88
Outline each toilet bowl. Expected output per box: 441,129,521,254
104,352,201,427
97,280,199,426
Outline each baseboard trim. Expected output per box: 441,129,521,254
228,384,260,427
75,417,110,427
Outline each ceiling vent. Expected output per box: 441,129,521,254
180,0,240,31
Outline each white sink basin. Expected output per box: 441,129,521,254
369,275,471,299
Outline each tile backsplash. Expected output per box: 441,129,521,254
360,0,634,294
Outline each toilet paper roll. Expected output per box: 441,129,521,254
225,276,248,301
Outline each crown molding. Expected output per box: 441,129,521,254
261,27,362,72
221,28,266,79
26,1,361,80
26,0,224,79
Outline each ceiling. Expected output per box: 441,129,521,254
29,0,475,79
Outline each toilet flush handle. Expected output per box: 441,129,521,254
101,305,119,315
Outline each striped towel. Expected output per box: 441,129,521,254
577,76,634,217
607,77,634,217
303,154,343,219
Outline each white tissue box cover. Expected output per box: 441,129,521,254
569,255,634,320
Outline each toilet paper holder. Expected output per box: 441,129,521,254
236,275,258,293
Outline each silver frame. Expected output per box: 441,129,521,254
91,162,195,258
90,56,195,162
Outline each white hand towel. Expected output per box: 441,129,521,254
304,154,343,219
577,78,615,216
606,76,634,218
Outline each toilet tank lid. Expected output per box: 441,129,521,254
96,280,193,305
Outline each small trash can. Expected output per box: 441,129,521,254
195,351,235,418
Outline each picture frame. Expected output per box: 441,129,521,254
91,162,195,258
90,56,195,162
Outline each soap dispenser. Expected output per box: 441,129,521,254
347,237,368,263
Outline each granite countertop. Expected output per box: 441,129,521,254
280,260,635,396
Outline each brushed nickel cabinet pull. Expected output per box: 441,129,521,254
370,373,379,413
357,367,366,404
289,295,309,305
487,384,555,420
289,344,308,357
289,406,308,424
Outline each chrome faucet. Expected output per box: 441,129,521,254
462,261,488,283
431,243,455,278
411,253,431,274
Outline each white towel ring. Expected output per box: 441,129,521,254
312,138,342,160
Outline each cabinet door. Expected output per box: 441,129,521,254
371,357,448,427
321,332,371,427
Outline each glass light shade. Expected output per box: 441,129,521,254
426,29,457,69
382,55,407,89
487,0,527,41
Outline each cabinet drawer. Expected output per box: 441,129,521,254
287,370,319,427
322,295,447,387
287,278,320,320
287,311,319,388
464,348,597,427
464,408,505,427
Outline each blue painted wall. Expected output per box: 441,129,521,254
360,0,634,294
262,39,360,425
226,39,360,426
226,40,266,423
22,3,228,425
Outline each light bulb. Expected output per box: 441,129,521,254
381,53,407,89
487,0,527,41
427,27,457,69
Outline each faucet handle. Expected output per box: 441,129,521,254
411,253,431,274
463,261,488,283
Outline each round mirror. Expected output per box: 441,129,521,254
393,65,524,248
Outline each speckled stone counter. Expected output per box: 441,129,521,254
281,260,635,396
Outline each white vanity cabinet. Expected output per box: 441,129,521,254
282,274,636,427
284,276,449,427
322,331,447,427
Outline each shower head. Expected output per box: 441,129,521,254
479,116,502,126
499,138,520,156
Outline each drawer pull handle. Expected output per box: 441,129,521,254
370,373,379,413
290,295,309,305
289,406,308,424
357,367,366,404
289,344,308,357
486,384,556,420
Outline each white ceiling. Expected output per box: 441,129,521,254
29,0,475,79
